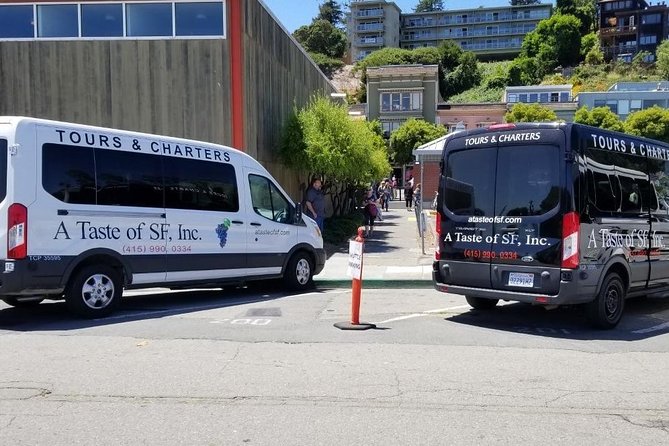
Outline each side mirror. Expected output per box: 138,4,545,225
294,204,302,223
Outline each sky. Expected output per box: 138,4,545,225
262,0,538,33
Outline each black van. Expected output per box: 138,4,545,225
432,122,669,329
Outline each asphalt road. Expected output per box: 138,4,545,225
1,284,669,445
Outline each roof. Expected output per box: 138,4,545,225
366,65,439,77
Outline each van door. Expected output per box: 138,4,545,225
164,157,246,283
245,170,299,278
489,143,563,294
441,139,497,288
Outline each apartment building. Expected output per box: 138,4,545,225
348,0,552,62
576,81,669,119
347,0,402,62
599,0,669,62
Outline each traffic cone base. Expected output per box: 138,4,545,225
334,321,376,330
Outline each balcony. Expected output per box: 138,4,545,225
356,23,384,33
355,9,384,18
357,36,384,46
600,25,637,36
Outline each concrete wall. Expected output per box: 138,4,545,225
0,0,335,201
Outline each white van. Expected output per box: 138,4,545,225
0,117,325,317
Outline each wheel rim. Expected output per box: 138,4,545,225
81,274,115,309
295,258,311,285
604,284,621,320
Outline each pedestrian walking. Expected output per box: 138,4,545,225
362,188,378,237
404,179,414,210
304,177,325,232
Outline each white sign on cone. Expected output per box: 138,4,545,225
346,240,363,279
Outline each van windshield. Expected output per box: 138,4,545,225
0,139,6,202
444,145,560,217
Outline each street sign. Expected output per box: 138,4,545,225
346,240,363,279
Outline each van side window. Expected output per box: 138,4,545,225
0,139,8,203
96,148,163,208
42,143,96,204
164,157,238,212
248,174,291,223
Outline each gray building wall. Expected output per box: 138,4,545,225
577,82,669,120
0,0,335,200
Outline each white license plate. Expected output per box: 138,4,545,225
508,272,534,288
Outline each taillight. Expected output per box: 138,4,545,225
561,211,579,269
8,203,27,259
435,211,441,260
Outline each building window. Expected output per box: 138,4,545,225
519,93,528,102
630,99,642,112
642,13,661,24
126,3,173,37
0,5,34,38
507,93,518,103
175,2,224,36
82,4,124,38
618,100,630,115
639,34,657,45
380,92,422,112
539,93,549,103
550,92,559,102
37,4,78,37
529,93,538,102
0,1,227,40
381,121,403,137
559,92,570,102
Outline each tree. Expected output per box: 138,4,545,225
441,52,482,99
389,119,446,166
414,0,444,12
316,1,344,28
280,96,391,215
293,19,347,59
521,14,582,75
505,103,558,123
624,106,669,144
573,106,624,132
437,40,463,71
656,39,669,80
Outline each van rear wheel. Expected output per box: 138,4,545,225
65,265,122,318
586,272,625,329
283,252,314,291
465,295,498,310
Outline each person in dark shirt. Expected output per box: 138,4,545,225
305,177,325,232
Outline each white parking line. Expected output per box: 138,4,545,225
377,304,473,324
632,321,669,334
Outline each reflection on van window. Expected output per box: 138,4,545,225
164,157,238,212
444,147,495,216
584,149,657,215
496,145,560,216
42,143,239,212
249,174,291,223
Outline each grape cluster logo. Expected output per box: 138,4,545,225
215,219,231,247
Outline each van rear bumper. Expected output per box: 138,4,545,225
432,263,596,305
0,259,64,296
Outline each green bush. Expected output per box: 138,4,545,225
323,212,364,245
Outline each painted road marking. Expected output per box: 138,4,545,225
377,303,512,324
632,321,669,334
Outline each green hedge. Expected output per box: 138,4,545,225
323,212,364,245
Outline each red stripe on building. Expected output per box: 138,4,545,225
229,0,244,150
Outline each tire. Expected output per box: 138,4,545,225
283,252,314,291
465,295,499,310
586,272,625,329
65,265,122,318
2,297,44,308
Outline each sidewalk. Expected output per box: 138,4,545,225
314,199,437,288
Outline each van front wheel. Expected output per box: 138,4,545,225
284,252,314,291
65,265,122,318
586,272,625,329
465,295,498,310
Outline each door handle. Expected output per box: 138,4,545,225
250,222,262,227
231,220,243,225
500,226,518,233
